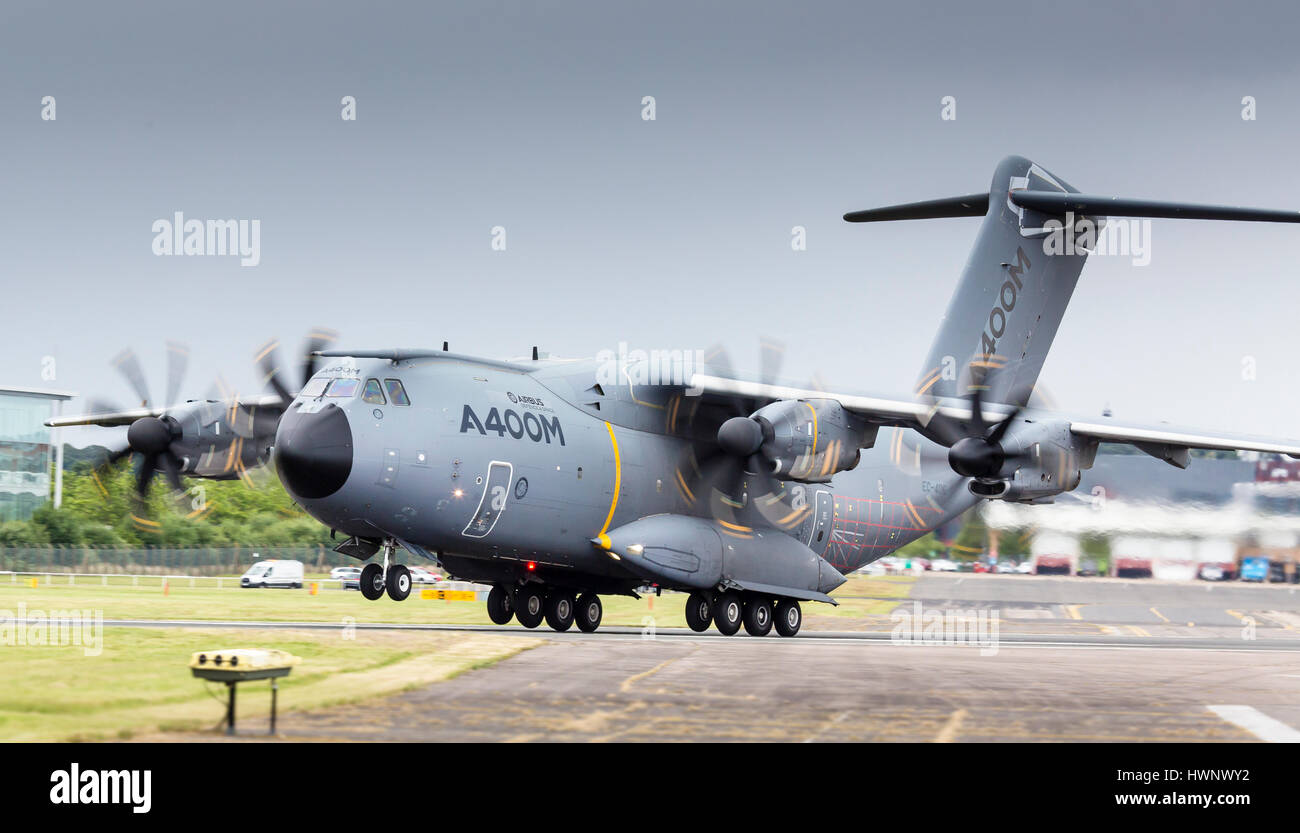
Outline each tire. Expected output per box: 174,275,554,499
742,596,774,636
544,591,576,632
684,591,713,632
774,599,802,637
386,564,411,601
713,591,743,636
575,593,603,632
487,584,514,625
359,563,385,600
514,586,546,629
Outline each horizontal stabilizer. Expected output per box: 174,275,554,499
843,193,989,223
1009,191,1300,223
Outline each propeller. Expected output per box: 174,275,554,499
256,328,339,406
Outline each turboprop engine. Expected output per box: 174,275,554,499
716,398,873,484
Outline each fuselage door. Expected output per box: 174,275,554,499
807,489,833,555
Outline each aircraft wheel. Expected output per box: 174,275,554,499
575,593,603,632
359,563,385,601
714,591,743,636
386,564,411,601
774,599,802,637
742,596,773,636
514,586,546,629
487,584,514,625
545,592,576,632
684,591,713,632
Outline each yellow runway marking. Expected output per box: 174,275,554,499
1064,605,1083,620
933,708,968,743
620,657,682,693
1126,625,1151,637
1149,607,1170,624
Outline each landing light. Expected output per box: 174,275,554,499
627,544,644,556
453,489,463,498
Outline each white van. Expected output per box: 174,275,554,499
240,560,304,589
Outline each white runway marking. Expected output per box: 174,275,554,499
1206,705,1300,742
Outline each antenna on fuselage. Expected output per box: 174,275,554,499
532,346,539,361
443,341,449,351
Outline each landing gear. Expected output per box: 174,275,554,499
685,591,713,632
575,593,603,632
544,592,576,632
714,591,743,636
514,586,546,629
487,584,514,625
386,564,411,601
359,562,385,600
742,595,773,636
774,599,802,637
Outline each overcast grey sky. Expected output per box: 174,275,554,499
3,0,1300,443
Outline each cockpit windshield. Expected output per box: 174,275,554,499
299,377,329,398
324,378,361,398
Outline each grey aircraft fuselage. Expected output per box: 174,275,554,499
276,353,972,595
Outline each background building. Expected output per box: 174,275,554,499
0,386,76,521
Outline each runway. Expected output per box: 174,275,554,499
224,638,1300,743
125,573,1300,742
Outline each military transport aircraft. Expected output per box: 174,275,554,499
53,156,1300,636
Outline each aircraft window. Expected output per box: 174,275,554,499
325,378,361,398
300,377,329,398
384,379,410,406
362,378,386,405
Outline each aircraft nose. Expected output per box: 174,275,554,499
275,403,353,499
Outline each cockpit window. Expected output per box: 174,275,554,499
362,378,386,405
325,378,361,398
300,377,329,398
384,378,410,406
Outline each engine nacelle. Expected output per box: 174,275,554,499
751,398,872,483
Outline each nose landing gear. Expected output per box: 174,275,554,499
358,539,415,601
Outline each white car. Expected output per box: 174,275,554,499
330,566,359,580
1015,561,1035,574
240,560,304,589
930,559,959,572
409,566,442,584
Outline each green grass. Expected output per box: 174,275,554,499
0,626,529,741
0,572,915,629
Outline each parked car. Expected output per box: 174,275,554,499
1241,556,1270,582
1076,559,1099,577
1198,563,1227,582
240,560,304,589
995,561,1018,574
409,566,442,584
930,558,958,572
973,561,991,574
335,566,362,589
1015,561,1034,574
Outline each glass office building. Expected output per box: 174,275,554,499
0,386,76,522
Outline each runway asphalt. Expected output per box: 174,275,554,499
130,572,1300,742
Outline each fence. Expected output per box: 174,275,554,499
0,545,359,575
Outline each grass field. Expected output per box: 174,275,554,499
0,626,531,741
0,572,915,741
0,573,915,630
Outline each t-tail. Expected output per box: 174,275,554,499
845,154,1300,407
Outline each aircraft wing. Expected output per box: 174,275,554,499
687,373,1300,465
46,406,166,428
1068,419,1300,466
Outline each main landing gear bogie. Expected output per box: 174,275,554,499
497,584,603,633
700,591,801,637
